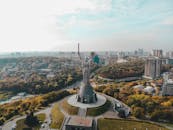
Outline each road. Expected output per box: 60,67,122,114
2,105,52,130
2,81,82,130
1,78,130,130
39,105,52,130
98,75,142,82
101,93,131,116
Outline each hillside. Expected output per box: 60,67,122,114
97,60,144,79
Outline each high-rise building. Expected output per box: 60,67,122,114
166,51,173,58
162,72,173,96
153,49,163,58
134,48,144,56
144,58,161,79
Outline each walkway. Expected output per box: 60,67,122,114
2,105,52,130
78,108,87,117
2,81,82,130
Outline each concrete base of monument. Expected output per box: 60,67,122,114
67,94,106,109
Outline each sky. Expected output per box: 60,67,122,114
0,0,173,52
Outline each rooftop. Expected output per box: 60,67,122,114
66,116,93,127
143,86,154,93
133,85,144,90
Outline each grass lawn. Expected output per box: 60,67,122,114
36,113,46,123
98,118,169,130
61,99,78,115
87,100,111,116
16,113,46,130
50,103,64,129
161,123,173,129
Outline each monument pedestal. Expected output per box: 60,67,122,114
68,94,106,109
77,82,97,104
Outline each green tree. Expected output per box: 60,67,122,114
132,107,145,119
25,111,39,127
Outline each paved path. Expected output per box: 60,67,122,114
78,108,86,117
102,93,131,115
3,79,171,130
2,105,52,130
68,94,106,109
2,81,82,130
39,105,52,130
1,88,128,130
97,76,141,82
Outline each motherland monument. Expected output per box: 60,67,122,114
77,43,97,103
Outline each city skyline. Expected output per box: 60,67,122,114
0,0,173,52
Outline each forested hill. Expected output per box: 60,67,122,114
97,60,145,79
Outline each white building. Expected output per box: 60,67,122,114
133,85,144,91
11,123,16,130
143,86,155,94
133,85,155,94
166,51,173,58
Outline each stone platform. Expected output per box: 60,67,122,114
67,94,106,109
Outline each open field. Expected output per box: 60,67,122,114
98,118,169,130
61,99,78,115
50,103,64,129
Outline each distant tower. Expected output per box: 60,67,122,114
77,43,97,103
144,58,161,79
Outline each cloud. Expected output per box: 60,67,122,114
0,0,173,52
162,17,173,25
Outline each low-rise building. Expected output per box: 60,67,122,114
143,86,155,94
11,123,16,130
65,116,94,130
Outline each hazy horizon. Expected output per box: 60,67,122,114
0,0,173,52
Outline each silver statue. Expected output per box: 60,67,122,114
77,43,97,104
